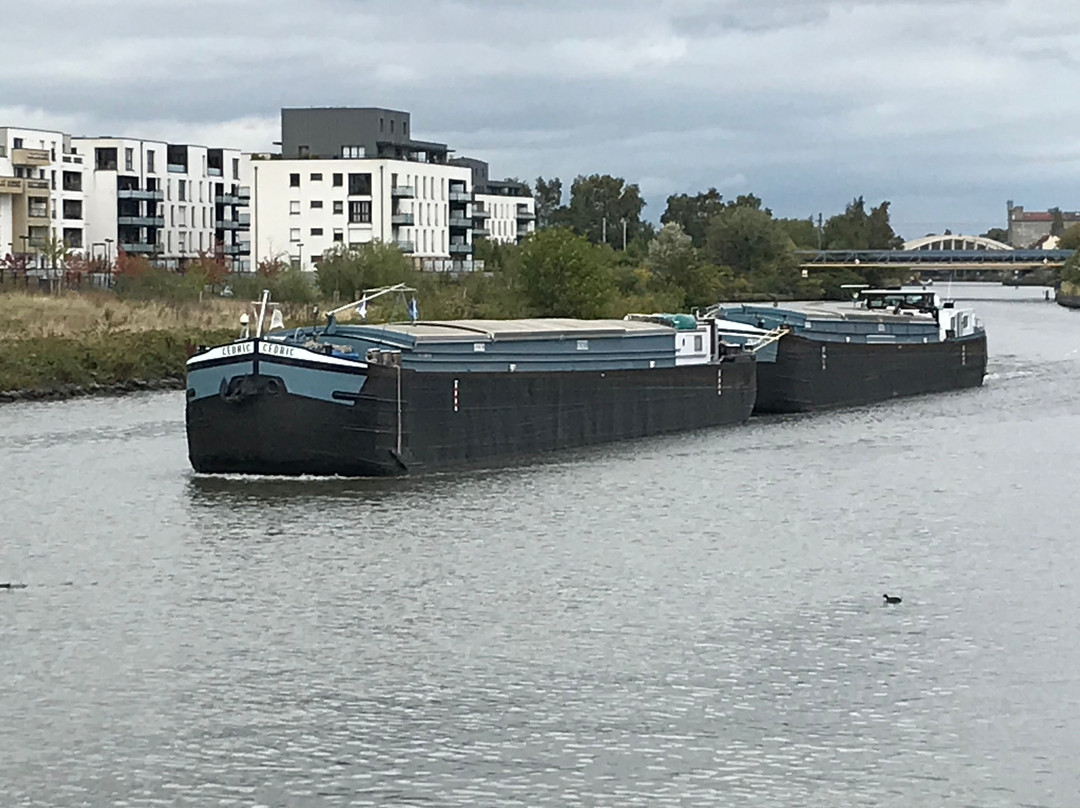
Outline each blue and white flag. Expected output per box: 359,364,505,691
408,297,419,322
356,299,368,320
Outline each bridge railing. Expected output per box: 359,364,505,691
796,249,1075,266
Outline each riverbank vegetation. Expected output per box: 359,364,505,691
0,184,921,396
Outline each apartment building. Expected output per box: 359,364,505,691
248,108,535,271
0,126,86,258
450,158,536,246
72,137,251,269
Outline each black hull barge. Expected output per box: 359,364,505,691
712,287,987,414
186,295,758,476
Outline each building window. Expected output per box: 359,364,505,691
289,200,300,215
341,146,365,159
348,173,372,195
147,151,155,173
62,171,82,192
179,207,187,226
333,200,343,215
310,172,322,181
232,158,239,179
179,180,186,202
311,227,323,236
13,137,23,148
289,228,301,242
95,147,117,171
348,201,372,224
124,148,133,171
333,229,343,242
311,200,323,209
332,173,342,187
289,173,300,188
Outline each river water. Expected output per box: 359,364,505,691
1,283,1078,807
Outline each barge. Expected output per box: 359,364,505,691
186,287,760,476
710,287,987,413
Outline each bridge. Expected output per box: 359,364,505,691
797,249,1074,275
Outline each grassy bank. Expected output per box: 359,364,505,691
0,292,240,397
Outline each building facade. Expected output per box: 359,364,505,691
72,137,250,269
249,108,535,272
0,127,86,259
1007,201,1080,248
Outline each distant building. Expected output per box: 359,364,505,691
248,108,535,271
1006,201,1080,248
72,137,250,269
0,127,86,258
450,157,535,246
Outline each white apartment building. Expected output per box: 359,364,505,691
245,155,474,271
72,137,250,269
0,126,86,258
473,189,536,245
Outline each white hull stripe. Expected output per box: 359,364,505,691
187,340,368,372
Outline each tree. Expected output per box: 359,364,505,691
564,174,646,249
660,188,726,247
822,197,902,250
534,176,564,229
980,227,1010,245
1059,223,1080,251
777,217,819,249
705,205,793,274
518,228,614,318
647,222,720,308
1051,207,1066,238
315,241,414,302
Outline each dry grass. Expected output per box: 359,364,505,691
0,291,250,339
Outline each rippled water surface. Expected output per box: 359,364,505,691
2,284,1079,807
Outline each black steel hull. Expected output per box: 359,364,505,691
754,333,987,413
187,356,756,476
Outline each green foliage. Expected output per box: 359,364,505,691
1059,224,1080,251
114,257,209,303
563,174,646,249
822,197,903,250
705,206,794,274
229,268,317,304
315,241,414,300
518,228,615,318
648,223,722,308
534,176,564,229
660,188,727,247
1051,207,1066,238
1061,249,1080,286
0,328,234,392
777,217,820,249
981,227,1010,245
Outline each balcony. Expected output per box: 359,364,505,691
449,242,472,256
218,220,242,230
208,167,223,177
26,179,49,191
238,186,251,200
516,206,536,221
472,226,491,238
120,242,155,254
62,154,84,165
224,243,251,255
167,163,187,173
394,239,415,254
0,177,24,195
448,216,471,229
118,189,165,201
391,185,415,198
215,193,241,205
13,148,50,167
391,212,415,226
472,208,491,220
118,216,165,227
517,223,533,237
448,190,471,203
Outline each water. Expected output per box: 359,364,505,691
1,284,1078,807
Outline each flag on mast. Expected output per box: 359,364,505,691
408,297,419,321
356,299,368,320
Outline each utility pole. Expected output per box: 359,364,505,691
817,212,823,250
622,218,627,251
601,216,607,244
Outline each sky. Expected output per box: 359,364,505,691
3,0,1080,240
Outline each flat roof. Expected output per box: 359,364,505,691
366,318,674,343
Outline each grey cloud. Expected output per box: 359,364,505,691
3,0,1080,237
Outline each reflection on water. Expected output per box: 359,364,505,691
1,285,1078,806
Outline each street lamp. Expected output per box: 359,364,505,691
104,238,114,268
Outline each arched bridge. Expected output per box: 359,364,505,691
902,234,1013,251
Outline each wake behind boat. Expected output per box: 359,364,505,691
710,287,987,413
185,286,762,476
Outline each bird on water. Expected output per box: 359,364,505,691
882,594,902,604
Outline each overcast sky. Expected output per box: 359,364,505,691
3,0,1079,239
